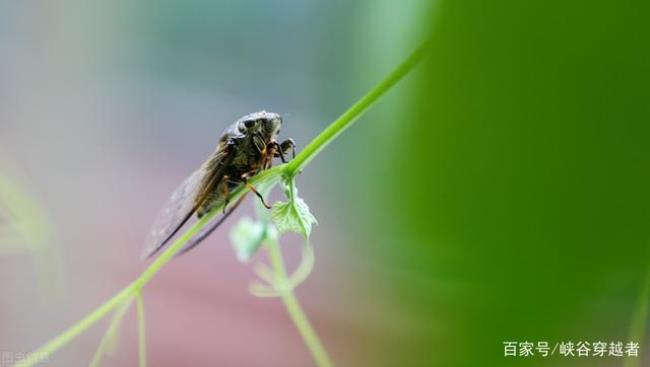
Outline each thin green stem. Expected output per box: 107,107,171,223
89,297,134,367
13,169,279,367
285,42,428,177
136,291,148,367
267,240,333,367
14,285,136,367
13,169,280,367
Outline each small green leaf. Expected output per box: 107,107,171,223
230,217,276,262
271,178,317,238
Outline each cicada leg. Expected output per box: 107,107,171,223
241,172,272,209
270,138,296,163
221,175,231,214
280,138,296,159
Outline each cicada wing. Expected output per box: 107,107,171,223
141,141,234,259
174,193,247,256
141,169,204,259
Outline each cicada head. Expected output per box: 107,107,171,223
236,110,282,143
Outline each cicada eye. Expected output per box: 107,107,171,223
239,120,254,133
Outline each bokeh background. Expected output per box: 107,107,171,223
1,1,648,366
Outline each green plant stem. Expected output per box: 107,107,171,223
13,43,426,367
285,41,428,177
89,297,134,367
136,291,147,367
267,240,333,367
13,204,227,367
12,169,280,367
14,286,136,367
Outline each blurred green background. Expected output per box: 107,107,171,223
352,1,650,366
0,0,648,366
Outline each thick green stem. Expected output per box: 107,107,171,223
267,240,333,367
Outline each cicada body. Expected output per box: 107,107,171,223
141,111,295,259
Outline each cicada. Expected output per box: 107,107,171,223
141,111,295,259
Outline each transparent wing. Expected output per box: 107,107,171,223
174,193,247,257
141,169,204,259
141,140,234,259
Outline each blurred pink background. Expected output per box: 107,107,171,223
0,1,422,366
